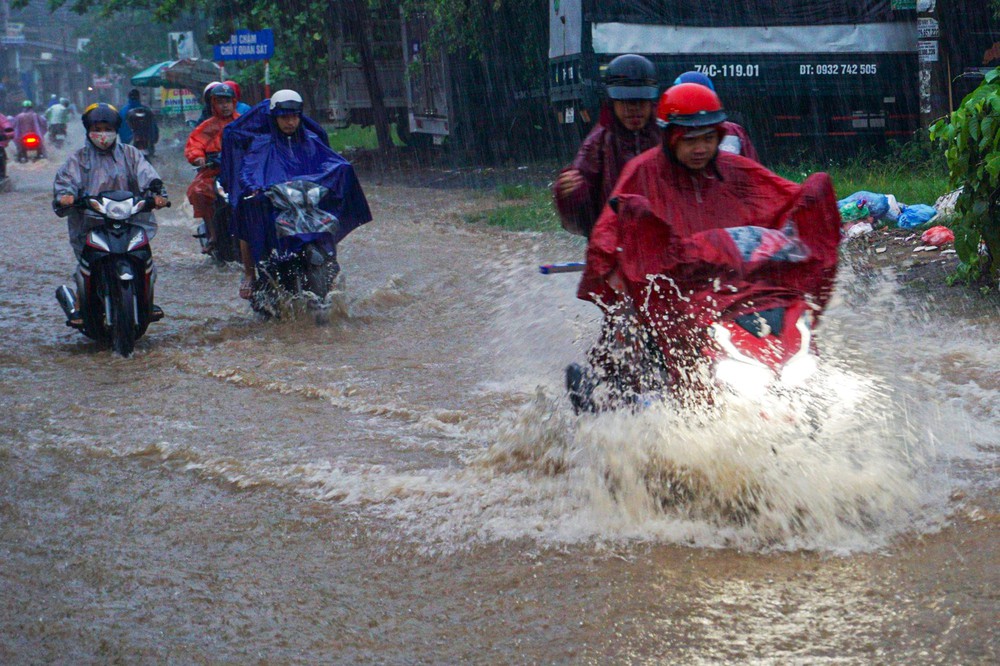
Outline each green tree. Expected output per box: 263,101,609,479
930,67,1000,284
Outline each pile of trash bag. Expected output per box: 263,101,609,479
837,188,954,234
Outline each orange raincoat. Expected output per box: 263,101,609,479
185,113,239,218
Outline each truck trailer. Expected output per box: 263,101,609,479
549,0,921,159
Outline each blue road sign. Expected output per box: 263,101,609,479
213,29,274,61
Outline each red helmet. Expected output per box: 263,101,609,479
223,80,241,101
655,83,727,129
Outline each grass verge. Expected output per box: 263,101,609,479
324,124,404,153
468,143,951,233
464,184,563,232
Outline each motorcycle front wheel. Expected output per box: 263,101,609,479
110,280,137,357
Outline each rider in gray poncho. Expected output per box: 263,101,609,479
52,103,168,324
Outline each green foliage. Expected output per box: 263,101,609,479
930,67,1000,283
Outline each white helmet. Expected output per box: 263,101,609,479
202,81,223,104
269,89,303,115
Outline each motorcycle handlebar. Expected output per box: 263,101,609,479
54,193,170,216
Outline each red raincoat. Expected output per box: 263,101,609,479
580,148,840,359
185,113,239,218
554,105,660,237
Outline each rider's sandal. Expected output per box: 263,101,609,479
239,276,254,300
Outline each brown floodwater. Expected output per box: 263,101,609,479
1,132,997,664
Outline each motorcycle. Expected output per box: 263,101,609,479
192,152,239,263
564,184,839,414
248,180,342,323
49,123,67,149
17,132,44,162
55,189,170,357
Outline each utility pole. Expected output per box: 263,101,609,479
917,0,949,127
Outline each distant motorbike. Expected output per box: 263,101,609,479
55,189,170,357
192,152,239,263
16,132,44,162
49,123,67,149
249,180,341,322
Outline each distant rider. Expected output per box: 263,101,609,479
553,54,661,238
234,89,372,299
52,103,169,325
12,100,47,161
118,89,144,145
44,97,72,144
673,71,759,163
125,95,160,157
185,83,240,253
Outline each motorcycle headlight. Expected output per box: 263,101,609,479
716,358,774,396
102,199,135,221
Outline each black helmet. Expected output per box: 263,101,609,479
207,83,235,100
82,102,121,131
604,54,659,101
128,88,141,101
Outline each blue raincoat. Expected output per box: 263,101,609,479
221,101,370,262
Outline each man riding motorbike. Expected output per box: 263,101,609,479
553,54,661,239
52,103,169,326
554,54,661,410
570,83,839,408
44,97,72,148
12,100,47,161
185,83,240,253
232,89,372,299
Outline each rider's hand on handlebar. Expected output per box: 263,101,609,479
193,157,206,167
58,194,75,207
153,195,169,209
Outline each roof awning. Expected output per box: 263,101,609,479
131,59,223,90
130,61,179,88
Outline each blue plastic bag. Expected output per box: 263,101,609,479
838,191,890,220
897,204,938,229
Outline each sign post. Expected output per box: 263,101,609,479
213,28,274,99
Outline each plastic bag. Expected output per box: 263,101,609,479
920,225,955,246
897,204,937,228
839,200,871,223
838,191,890,219
885,194,903,223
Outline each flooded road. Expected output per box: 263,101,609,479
1,136,997,663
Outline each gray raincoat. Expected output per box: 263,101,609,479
53,141,162,255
